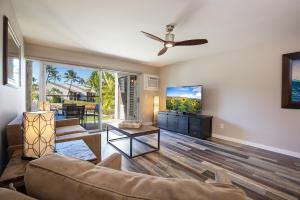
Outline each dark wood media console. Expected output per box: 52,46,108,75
157,111,213,139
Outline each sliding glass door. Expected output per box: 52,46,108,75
28,60,139,131
100,71,139,130
117,73,139,120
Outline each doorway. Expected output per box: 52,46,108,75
28,60,140,131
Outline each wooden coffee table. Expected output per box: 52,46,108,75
0,139,97,189
106,122,160,158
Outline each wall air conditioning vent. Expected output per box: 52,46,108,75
144,74,159,91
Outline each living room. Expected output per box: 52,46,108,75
0,0,300,200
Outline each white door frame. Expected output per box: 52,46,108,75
39,62,46,102
98,70,102,130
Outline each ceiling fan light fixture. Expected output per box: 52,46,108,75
165,43,173,48
142,24,207,56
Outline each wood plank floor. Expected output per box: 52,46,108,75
101,130,300,200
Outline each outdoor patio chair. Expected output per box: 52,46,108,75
65,105,85,125
62,103,76,116
93,104,100,122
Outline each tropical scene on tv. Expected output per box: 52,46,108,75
292,60,300,102
166,86,202,113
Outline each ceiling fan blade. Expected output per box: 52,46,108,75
158,47,168,56
141,31,165,43
174,39,208,46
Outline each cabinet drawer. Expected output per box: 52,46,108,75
178,116,188,134
189,118,201,131
189,129,201,138
157,114,167,129
167,115,178,131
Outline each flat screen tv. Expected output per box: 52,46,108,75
166,86,202,113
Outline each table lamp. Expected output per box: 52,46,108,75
153,96,160,126
23,111,55,159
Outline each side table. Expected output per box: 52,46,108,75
0,139,97,189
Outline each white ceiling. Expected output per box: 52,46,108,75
11,0,300,67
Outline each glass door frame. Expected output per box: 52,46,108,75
30,60,141,131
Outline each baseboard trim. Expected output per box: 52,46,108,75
212,133,300,159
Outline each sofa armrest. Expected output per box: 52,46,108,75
97,153,122,170
0,188,36,200
56,118,80,127
6,115,23,147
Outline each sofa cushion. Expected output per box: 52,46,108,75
56,125,86,136
0,188,36,200
25,154,247,200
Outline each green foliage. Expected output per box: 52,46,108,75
48,88,63,103
78,78,86,86
32,77,37,84
32,77,39,101
32,91,39,101
46,65,61,83
102,72,115,116
166,96,201,113
64,100,97,107
87,71,115,117
87,71,99,93
48,88,63,95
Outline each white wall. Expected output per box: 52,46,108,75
159,36,300,155
0,0,25,172
25,43,159,123
25,43,158,74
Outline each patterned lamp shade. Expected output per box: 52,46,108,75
23,111,55,158
38,101,50,111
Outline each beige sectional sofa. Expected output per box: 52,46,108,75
2,115,248,200
0,187,35,200
0,153,247,200
6,115,101,162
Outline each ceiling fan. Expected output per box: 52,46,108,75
141,24,208,56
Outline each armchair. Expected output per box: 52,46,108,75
6,116,101,162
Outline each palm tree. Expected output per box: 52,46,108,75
32,77,37,84
32,77,39,90
31,77,39,100
64,69,80,96
78,78,85,86
46,65,61,84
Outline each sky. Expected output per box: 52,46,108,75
166,86,202,99
292,60,300,81
32,61,95,84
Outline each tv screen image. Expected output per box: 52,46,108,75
166,86,202,113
